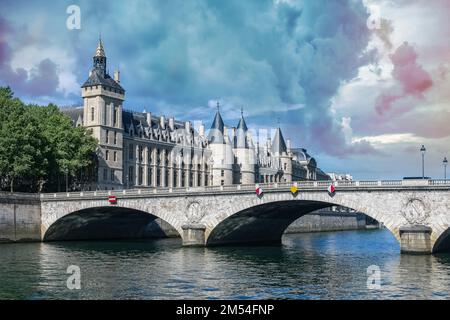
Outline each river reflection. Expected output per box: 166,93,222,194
0,229,449,299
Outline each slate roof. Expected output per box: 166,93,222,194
271,127,287,154
235,114,249,149
81,69,124,91
208,110,225,144
61,106,83,123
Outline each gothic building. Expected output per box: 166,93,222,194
64,39,329,190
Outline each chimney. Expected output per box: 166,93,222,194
146,111,152,126
286,138,292,153
185,121,191,132
114,70,120,83
160,115,166,129
89,70,92,77
169,117,175,131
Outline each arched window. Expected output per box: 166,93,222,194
105,150,109,160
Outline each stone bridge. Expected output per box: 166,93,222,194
38,179,450,254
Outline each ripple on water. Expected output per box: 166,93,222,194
1,229,450,299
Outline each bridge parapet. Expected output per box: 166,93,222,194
40,179,450,201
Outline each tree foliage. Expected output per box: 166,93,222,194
0,87,98,192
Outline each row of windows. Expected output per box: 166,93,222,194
127,165,210,187
127,144,208,167
103,168,116,182
105,150,118,162
84,85,124,95
105,130,118,145
90,107,120,127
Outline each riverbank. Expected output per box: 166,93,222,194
285,209,377,234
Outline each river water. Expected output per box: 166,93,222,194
1,228,450,300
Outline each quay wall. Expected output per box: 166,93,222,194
285,209,369,234
0,193,41,243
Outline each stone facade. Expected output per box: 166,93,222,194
63,39,328,191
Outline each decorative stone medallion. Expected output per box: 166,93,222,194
401,198,430,226
186,200,204,224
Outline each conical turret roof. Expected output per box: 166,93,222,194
271,127,287,154
208,104,225,144
235,111,248,148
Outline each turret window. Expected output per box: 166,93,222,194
114,132,117,145
105,150,109,160
91,107,95,122
105,130,109,144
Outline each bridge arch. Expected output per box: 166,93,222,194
204,192,401,246
432,227,450,253
41,202,182,242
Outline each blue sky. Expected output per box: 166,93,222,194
0,0,449,179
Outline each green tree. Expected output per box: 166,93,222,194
29,103,98,191
0,87,98,192
0,87,45,192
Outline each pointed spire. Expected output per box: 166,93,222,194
95,35,105,57
237,107,248,132
235,107,248,148
208,102,225,144
271,127,287,155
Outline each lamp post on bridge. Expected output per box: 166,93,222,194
444,157,448,180
65,168,69,192
420,145,426,179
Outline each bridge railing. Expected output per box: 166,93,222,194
39,179,450,199
429,179,450,185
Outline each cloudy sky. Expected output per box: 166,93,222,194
0,0,449,179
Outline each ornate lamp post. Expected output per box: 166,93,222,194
420,145,426,179
444,157,448,180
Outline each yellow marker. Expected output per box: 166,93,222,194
290,185,298,194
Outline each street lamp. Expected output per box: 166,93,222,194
65,168,69,192
444,157,448,180
420,145,426,179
